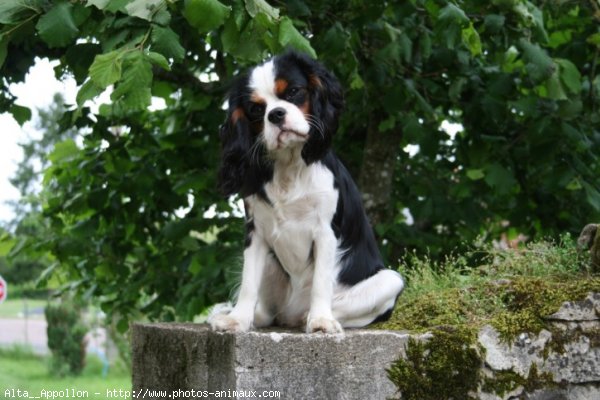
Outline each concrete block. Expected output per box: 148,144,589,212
132,323,412,400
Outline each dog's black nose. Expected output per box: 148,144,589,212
268,107,286,125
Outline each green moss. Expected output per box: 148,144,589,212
373,289,471,332
386,327,481,400
375,274,600,341
490,276,600,341
374,237,600,399
481,369,523,398
481,363,556,397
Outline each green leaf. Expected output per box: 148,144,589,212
582,182,600,212
221,17,240,54
0,233,16,257
378,116,396,132
544,70,567,100
245,0,280,20
566,178,582,191
86,0,111,10
350,71,364,90
466,169,485,180
189,255,202,275
111,51,153,110
449,77,467,102
278,17,316,58
124,0,163,21
49,139,79,164
36,1,79,48
10,104,32,125
438,3,469,26
7,237,27,258
89,50,123,89
0,36,9,70
183,0,231,33
518,39,554,82
116,317,129,333
484,14,505,33
76,79,104,107
0,0,41,24
105,0,129,13
461,23,482,56
146,51,170,70
513,2,548,43
484,164,518,195
555,58,581,94
151,26,185,62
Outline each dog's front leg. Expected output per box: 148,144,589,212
307,225,343,333
210,234,268,333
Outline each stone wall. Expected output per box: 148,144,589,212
132,293,599,400
477,292,600,400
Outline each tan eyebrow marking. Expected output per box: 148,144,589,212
275,78,289,96
231,107,245,124
250,92,266,104
299,99,310,115
308,74,322,88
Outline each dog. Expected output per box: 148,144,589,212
209,51,404,333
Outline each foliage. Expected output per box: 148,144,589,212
0,259,47,285
1,0,599,325
1,94,77,291
45,302,88,376
9,93,79,219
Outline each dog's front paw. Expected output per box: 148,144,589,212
209,314,250,333
307,316,344,334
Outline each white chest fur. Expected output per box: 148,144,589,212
248,160,339,280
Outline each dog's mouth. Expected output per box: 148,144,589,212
275,129,308,149
278,129,308,139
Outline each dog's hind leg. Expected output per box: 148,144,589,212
332,269,404,328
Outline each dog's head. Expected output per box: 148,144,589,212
218,51,344,196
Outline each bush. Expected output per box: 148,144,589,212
0,259,47,285
45,302,87,376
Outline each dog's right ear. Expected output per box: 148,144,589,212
218,82,252,197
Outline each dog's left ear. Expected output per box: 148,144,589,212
297,54,344,164
218,78,253,197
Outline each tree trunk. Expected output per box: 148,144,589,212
358,120,402,228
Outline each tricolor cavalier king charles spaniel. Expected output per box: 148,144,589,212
209,51,404,333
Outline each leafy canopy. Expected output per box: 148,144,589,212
0,0,599,327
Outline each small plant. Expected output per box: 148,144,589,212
45,301,87,376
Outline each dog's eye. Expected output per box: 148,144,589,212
248,103,266,117
285,87,302,101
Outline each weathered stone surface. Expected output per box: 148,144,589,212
132,323,414,400
477,292,600,400
478,325,552,376
546,292,600,321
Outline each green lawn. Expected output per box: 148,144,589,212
0,298,46,319
0,346,131,399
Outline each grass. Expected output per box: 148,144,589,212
0,345,131,399
374,234,600,338
0,298,47,319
